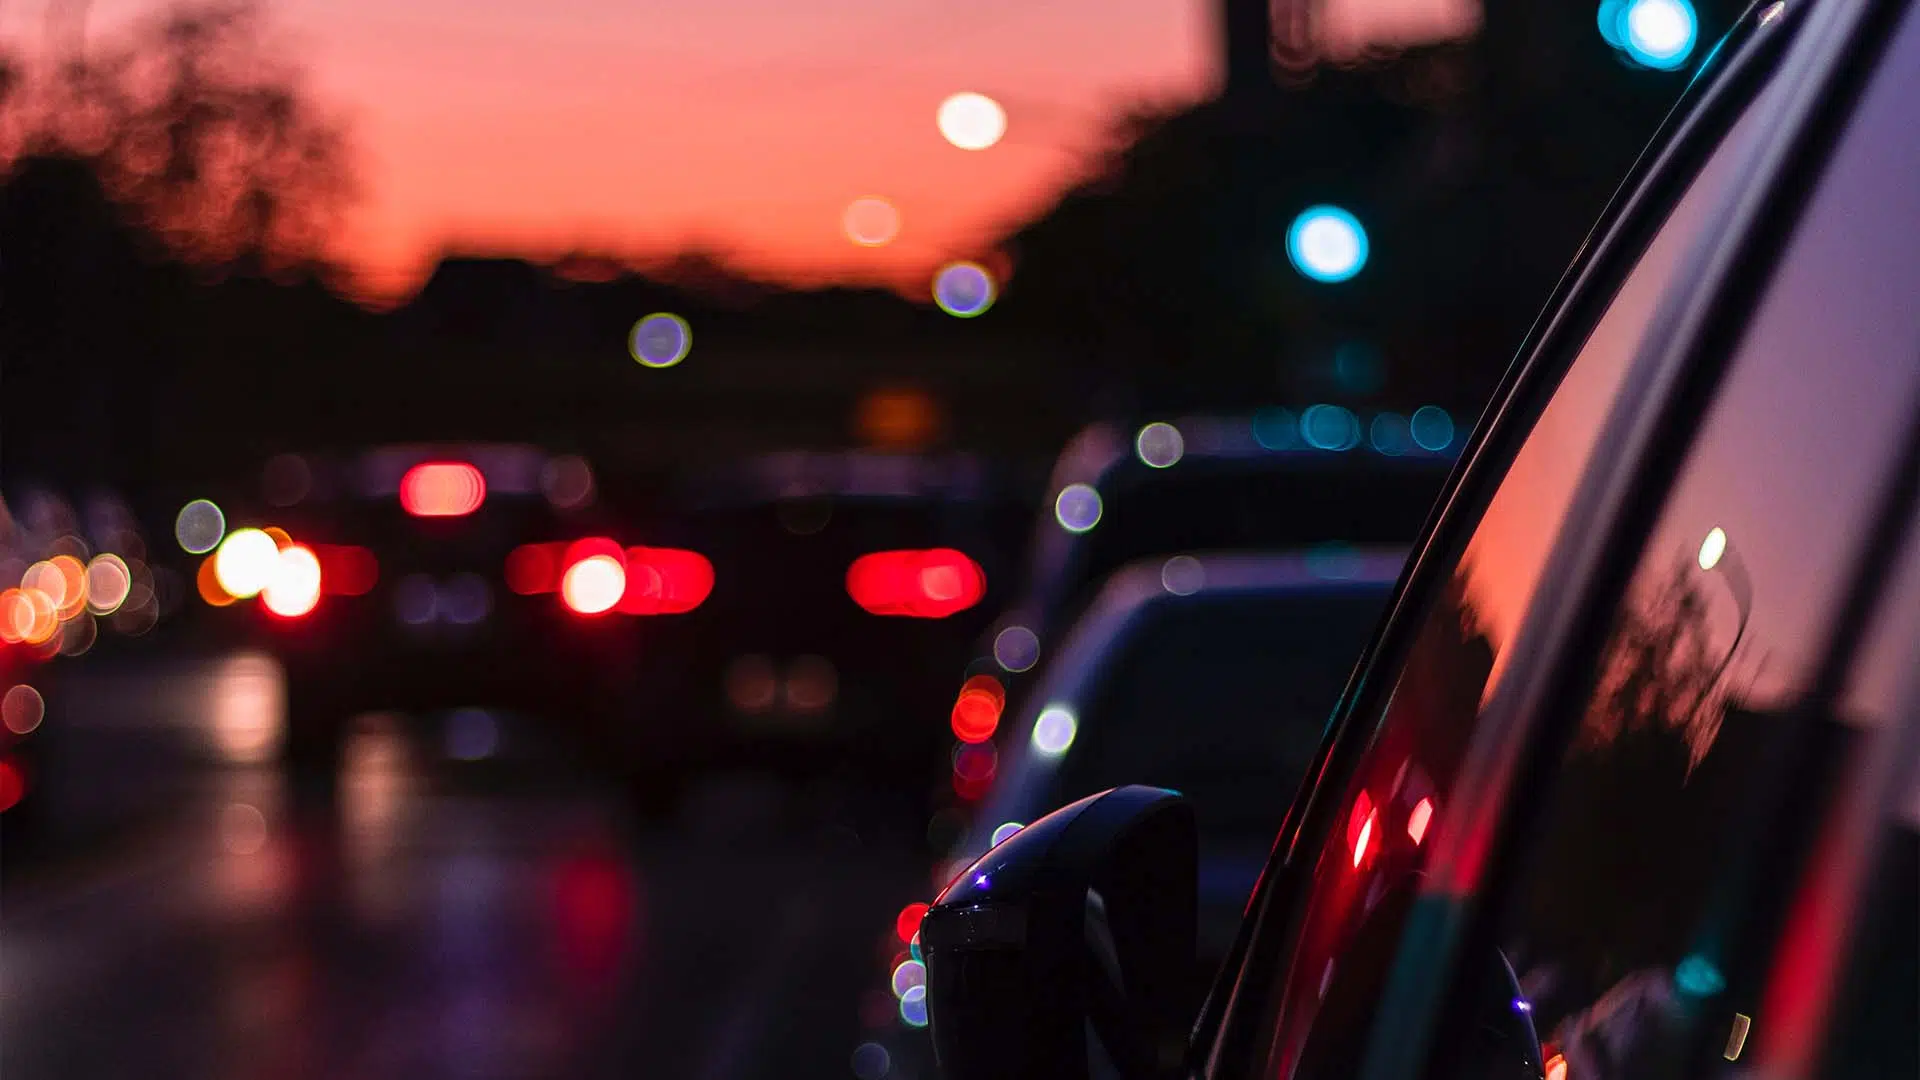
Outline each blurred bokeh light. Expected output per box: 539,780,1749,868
936,92,1007,150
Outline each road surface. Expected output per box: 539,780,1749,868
1,650,927,1080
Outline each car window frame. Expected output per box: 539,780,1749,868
1354,0,1920,1076
1189,0,1857,1071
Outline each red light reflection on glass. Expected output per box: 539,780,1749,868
950,674,1005,743
847,549,985,618
895,902,929,943
400,462,486,517
550,852,636,993
1347,790,1377,870
1407,796,1434,846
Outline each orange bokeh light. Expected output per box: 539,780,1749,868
198,555,238,607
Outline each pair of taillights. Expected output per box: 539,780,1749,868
505,543,988,619
202,526,984,623
505,540,714,616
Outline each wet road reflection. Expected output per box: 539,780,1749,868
3,652,924,1080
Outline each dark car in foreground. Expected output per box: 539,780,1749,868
918,3,1920,1078
863,549,1403,1078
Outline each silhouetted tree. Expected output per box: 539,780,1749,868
1517,555,1753,1021
11,0,353,273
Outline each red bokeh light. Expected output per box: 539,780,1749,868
314,545,379,596
400,462,486,517
951,743,998,800
846,549,986,618
617,547,715,615
895,902,929,943
506,542,566,595
562,556,626,615
0,758,25,813
1407,796,1434,846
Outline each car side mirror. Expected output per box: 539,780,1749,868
921,785,1197,1080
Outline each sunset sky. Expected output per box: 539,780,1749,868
5,0,1471,301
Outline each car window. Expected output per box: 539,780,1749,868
1228,44,1795,1080
1061,466,1446,624
1043,587,1392,853
1430,9,1920,1079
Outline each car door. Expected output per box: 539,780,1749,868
1191,1,1920,1076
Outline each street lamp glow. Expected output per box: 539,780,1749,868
1698,527,1728,571
1287,205,1369,283
1623,0,1698,69
937,92,1007,151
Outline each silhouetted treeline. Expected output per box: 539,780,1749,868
6,0,1745,509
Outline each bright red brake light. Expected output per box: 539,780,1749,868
846,549,985,618
262,544,323,618
618,547,714,615
562,555,626,615
400,462,486,517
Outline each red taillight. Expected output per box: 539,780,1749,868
400,462,486,517
262,545,323,618
846,549,986,618
562,555,627,615
506,542,567,595
617,547,713,615
537,538,715,616
314,545,378,596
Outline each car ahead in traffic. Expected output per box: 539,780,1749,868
957,415,1454,724
614,450,1029,816
184,443,648,800
862,549,1404,1078
916,4,1920,1079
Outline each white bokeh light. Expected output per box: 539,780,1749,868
937,92,1007,151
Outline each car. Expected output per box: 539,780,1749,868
916,3,1920,1079
961,414,1454,719
860,548,1405,1078
182,443,648,803
611,450,1030,816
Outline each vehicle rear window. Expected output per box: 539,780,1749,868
1044,588,1391,844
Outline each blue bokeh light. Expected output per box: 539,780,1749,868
852,1042,892,1080
1251,408,1299,450
1614,0,1697,69
630,312,692,368
933,262,996,318
993,625,1041,672
1369,412,1413,456
1410,405,1456,452
1301,404,1361,451
1286,205,1369,283
1054,483,1103,533
899,985,930,1027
